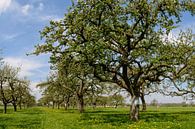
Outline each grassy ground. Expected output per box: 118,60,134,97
0,106,194,129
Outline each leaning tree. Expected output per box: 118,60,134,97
33,0,195,121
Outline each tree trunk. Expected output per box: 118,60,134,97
52,101,55,109
140,93,146,111
64,98,70,110
130,96,140,121
92,102,96,109
77,94,84,113
115,103,118,108
4,103,7,114
13,103,17,112
64,103,68,110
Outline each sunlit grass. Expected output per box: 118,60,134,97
0,106,194,129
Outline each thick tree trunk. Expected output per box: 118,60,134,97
13,103,17,112
76,79,85,113
130,96,140,121
77,94,84,113
4,103,7,114
140,93,146,111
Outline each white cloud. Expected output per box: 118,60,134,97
38,3,44,11
21,4,32,15
30,82,42,100
40,15,62,22
3,57,47,78
0,0,12,14
0,33,22,41
0,0,61,22
2,1,43,16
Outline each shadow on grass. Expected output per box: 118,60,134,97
0,109,15,114
0,108,43,129
0,116,42,129
80,109,195,126
0,117,13,129
141,111,195,122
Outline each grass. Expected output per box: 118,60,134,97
0,106,194,129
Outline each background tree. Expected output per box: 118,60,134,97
16,78,35,109
110,94,125,108
0,64,16,113
0,64,35,113
150,99,158,107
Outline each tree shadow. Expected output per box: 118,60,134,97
141,111,195,122
0,117,42,129
80,109,195,126
0,108,14,114
0,117,13,129
0,111,42,129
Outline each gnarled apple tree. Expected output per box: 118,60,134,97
33,0,195,121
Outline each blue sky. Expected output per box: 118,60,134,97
0,0,72,98
0,0,194,103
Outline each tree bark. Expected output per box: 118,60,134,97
52,101,55,109
13,103,17,112
64,103,68,110
130,96,140,121
64,97,70,110
76,79,85,113
77,94,84,113
140,93,146,111
4,103,7,114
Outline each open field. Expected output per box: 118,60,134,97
0,106,194,129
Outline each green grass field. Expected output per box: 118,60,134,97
0,106,194,129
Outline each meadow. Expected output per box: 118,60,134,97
0,106,194,129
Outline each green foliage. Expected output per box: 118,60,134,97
33,0,195,96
